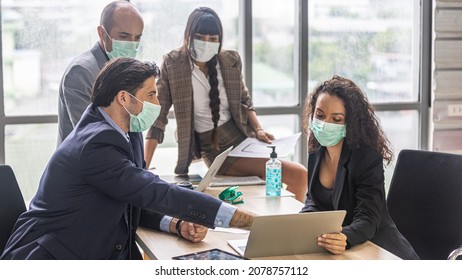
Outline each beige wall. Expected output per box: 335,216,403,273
432,0,462,153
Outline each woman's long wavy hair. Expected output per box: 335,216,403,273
302,75,393,165
182,7,223,150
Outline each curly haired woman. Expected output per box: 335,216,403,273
301,75,419,259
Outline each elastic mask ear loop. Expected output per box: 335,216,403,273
101,26,112,53
125,91,143,104
122,91,141,116
123,106,133,117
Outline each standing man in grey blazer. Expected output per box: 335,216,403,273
58,0,143,144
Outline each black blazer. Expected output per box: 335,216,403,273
301,145,419,260
1,105,222,259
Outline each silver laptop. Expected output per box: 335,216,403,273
227,210,346,258
193,146,233,192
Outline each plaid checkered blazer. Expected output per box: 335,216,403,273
147,49,255,175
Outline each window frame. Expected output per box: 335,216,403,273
0,0,432,168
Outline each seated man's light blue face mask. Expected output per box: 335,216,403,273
123,92,161,132
102,27,140,59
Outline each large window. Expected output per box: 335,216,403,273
0,0,239,201
1,0,429,201
308,0,418,103
306,0,423,192
252,0,297,107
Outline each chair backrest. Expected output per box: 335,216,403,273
387,149,462,260
0,165,27,253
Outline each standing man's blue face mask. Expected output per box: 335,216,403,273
102,27,140,59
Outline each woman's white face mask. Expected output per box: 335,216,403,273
191,39,219,62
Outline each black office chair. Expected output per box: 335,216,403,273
0,165,27,254
387,149,462,260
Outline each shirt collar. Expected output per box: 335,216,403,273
97,106,130,142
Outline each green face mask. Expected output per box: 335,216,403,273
123,92,161,133
310,118,346,147
102,27,139,59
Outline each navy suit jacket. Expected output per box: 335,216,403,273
301,145,419,260
1,105,222,259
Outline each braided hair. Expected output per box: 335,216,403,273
182,7,223,150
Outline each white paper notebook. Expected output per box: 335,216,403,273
227,239,248,256
228,133,301,158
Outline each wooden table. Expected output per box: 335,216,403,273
203,184,295,199
136,185,400,260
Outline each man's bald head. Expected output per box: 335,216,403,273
100,1,142,33
97,1,144,53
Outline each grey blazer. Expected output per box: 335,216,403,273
146,49,254,175
57,42,108,144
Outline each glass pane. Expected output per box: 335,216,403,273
252,0,297,107
137,0,239,64
1,1,108,116
308,0,417,103
5,124,58,203
1,0,239,179
1,0,238,116
143,117,177,173
377,110,419,194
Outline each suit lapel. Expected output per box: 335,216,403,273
88,106,135,163
90,42,109,69
332,144,351,209
128,132,144,168
308,147,324,200
218,52,241,121
168,54,195,174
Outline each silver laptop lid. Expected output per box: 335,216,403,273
195,146,233,192
244,210,346,258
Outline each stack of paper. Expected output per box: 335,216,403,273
228,133,301,158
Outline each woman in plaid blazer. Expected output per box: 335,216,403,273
145,7,307,201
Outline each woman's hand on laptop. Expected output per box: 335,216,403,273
317,231,347,255
180,222,209,243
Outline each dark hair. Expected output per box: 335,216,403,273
91,57,160,107
183,7,223,150
182,7,223,56
100,1,134,33
302,75,393,164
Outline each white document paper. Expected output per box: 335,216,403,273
228,132,301,158
212,227,249,234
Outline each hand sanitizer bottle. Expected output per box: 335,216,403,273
266,146,281,196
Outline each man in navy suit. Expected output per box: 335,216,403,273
1,57,255,260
